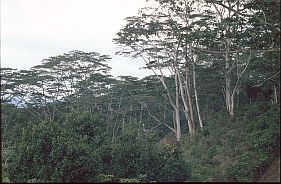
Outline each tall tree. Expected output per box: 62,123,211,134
114,0,213,138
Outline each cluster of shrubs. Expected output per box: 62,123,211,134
181,102,280,182
4,102,279,182
5,112,191,183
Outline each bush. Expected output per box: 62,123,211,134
181,103,280,182
64,111,107,146
105,123,192,182
6,121,101,183
95,174,116,182
225,104,280,181
157,147,191,182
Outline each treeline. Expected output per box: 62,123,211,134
1,0,280,182
1,51,192,182
114,0,280,139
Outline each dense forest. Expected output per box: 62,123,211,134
1,0,280,182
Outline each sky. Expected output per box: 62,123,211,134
1,0,155,78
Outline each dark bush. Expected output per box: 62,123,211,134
181,103,280,182
107,123,192,182
6,121,101,183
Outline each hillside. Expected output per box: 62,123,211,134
258,151,280,182
180,103,280,182
1,0,280,182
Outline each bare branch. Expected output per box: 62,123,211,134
232,52,252,98
253,71,280,87
127,89,176,134
151,122,176,133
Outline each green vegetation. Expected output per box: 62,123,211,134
181,102,280,182
2,101,279,182
3,118,191,182
1,0,280,182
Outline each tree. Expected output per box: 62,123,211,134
114,0,213,138
3,50,113,122
201,0,280,115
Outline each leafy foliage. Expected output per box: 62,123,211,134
6,121,101,183
181,103,280,182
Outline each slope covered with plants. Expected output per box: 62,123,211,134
1,0,280,182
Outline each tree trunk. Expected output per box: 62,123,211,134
225,38,234,116
106,99,113,132
122,109,126,129
230,91,235,116
192,62,203,129
139,104,143,124
273,84,278,104
129,105,132,124
163,103,166,125
236,89,240,109
175,107,181,141
151,67,181,141
184,53,195,135
112,94,123,142
185,81,195,134
175,73,181,141
176,66,195,135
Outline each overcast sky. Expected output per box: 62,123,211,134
1,0,155,78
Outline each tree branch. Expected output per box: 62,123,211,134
253,71,280,87
207,0,280,32
127,89,176,134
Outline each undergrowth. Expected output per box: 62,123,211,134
181,102,280,182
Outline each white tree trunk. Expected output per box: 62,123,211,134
175,65,195,135
192,62,203,129
153,67,182,141
225,37,234,116
175,73,181,141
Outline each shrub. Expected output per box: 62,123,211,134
6,121,101,183
226,104,280,181
181,103,280,182
95,174,116,182
157,147,191,182
107,123,192,182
